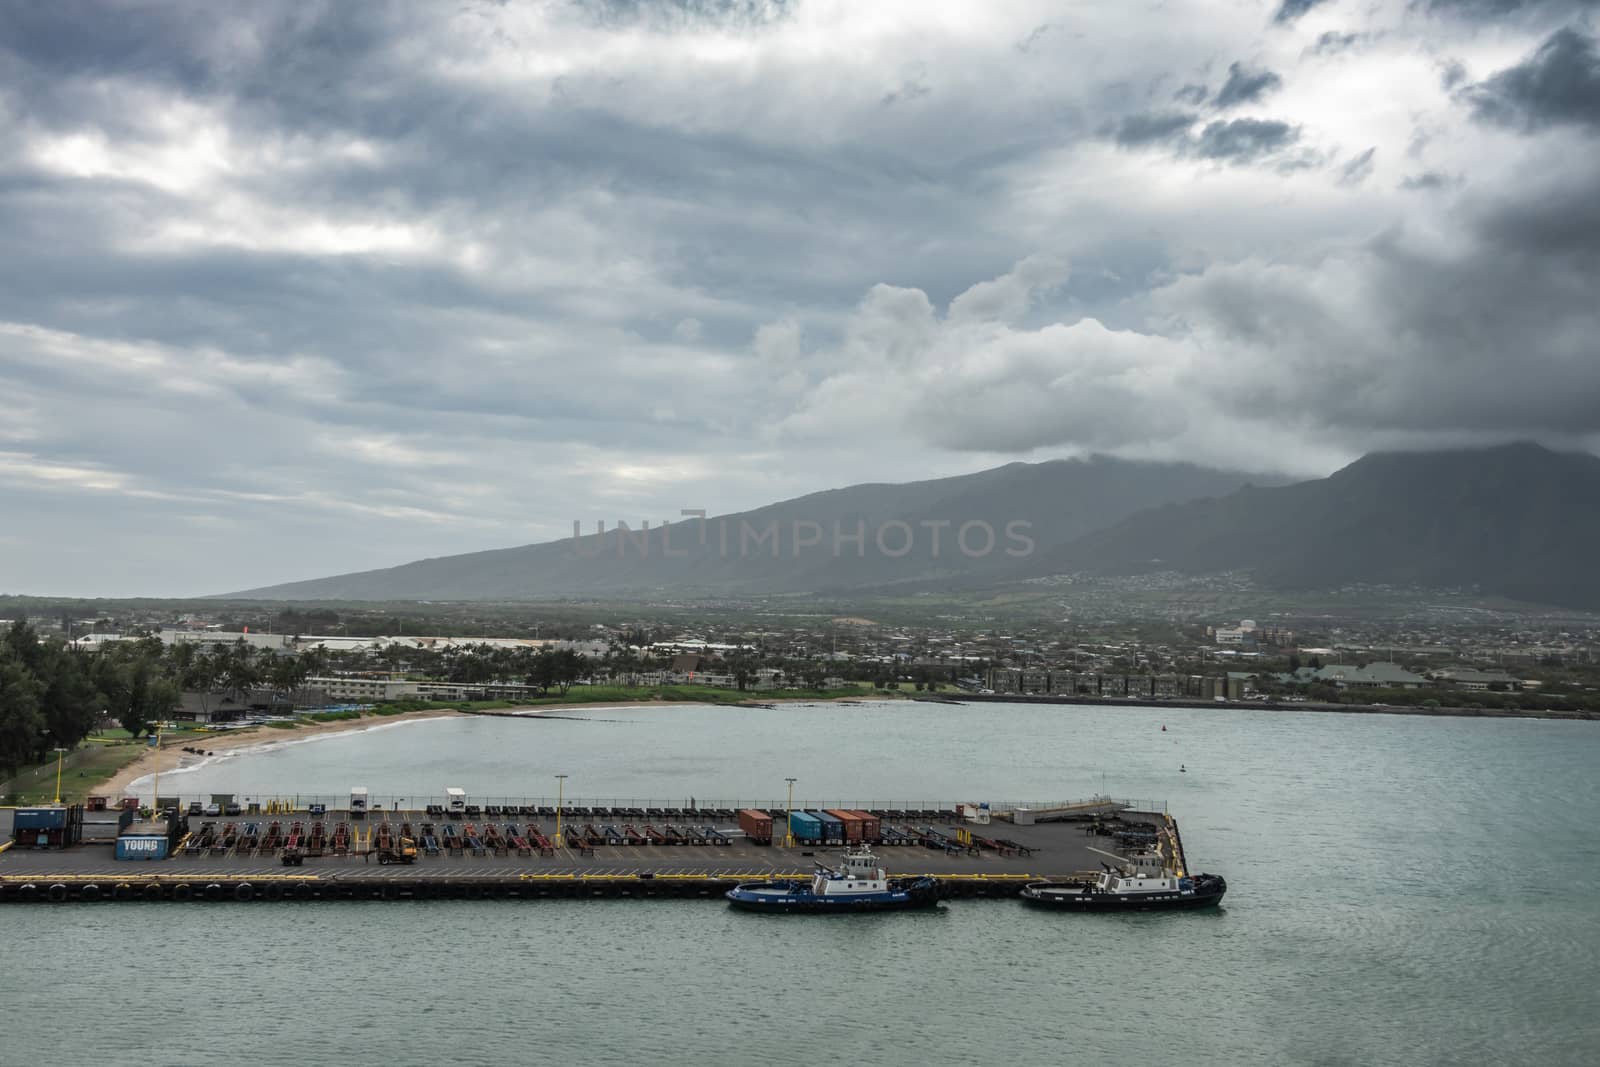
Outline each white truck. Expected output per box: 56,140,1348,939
445,787,467,819
350,787,369,819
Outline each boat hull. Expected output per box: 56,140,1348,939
725,879,941,914
1019,876,1226,912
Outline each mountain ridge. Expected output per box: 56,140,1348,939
1022,441,1600,609
224,455,1270,600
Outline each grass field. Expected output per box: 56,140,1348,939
0,743,152,806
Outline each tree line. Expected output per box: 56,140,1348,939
0,622,179,776
0,625,340,776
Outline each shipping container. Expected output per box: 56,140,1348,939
806,810,843,844
847,811,882,842
14,807,68,831
787,810,822,842
116,835,170,861
736,809,773,844
824,810,866,844
12,805,82,848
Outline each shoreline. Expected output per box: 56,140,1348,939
92,693,881,798
949,692,1600,721
96,709,465,798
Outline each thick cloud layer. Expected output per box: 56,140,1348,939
1214,62,1285,108
0,0,1596,595
1274,1,1331,24
1465,27,1600,129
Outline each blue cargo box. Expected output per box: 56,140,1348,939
808,811,844,840
14,807,68,830
787,811,822,840
116,835,169,860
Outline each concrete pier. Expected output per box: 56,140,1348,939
0,806,1188,903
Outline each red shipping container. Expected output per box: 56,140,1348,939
824,810,866,844
847,811,881,843
737,809,773,844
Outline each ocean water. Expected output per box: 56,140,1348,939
5,701,1598,1066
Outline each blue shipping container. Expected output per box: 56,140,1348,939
809,811,844,842
787,811,821,841
116,835,169,860
14,807,68,831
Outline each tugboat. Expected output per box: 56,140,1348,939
725,844,941,913
1019,847,1225,912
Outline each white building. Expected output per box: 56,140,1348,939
305,677,423,702
160,628,296,652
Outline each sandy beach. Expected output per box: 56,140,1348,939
96,709,465,798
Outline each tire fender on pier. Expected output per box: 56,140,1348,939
47,883,69,903
234,883,255,902
113,883,135,901
172,884,193,902
143,884,164,902
80,884,101,902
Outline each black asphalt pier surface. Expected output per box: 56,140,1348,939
0,806,1188,903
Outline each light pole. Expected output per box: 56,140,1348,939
784,777,797,848
150,721,166,817
51,748,67,804
554,774,568,848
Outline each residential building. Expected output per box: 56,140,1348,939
1312,663,1428,689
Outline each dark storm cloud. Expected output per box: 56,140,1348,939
1107,111,1299,165
1174,83,1209,105
0,4,219,94
1163,166,1600,438
1193,118,1299,160
1273,0,1331,23
1338,146,1377,185
1213,62,1284,108
1310,31,1364,56
1476,172,1600,260
1465,28,1600,131
1422,0,1599,17
1401,170,1452,188
573,0,794,29
1109,111,1199,147
0,12,1018,364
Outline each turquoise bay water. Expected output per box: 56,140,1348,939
6,702,1598,1066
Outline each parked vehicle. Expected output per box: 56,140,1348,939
373,837,419,865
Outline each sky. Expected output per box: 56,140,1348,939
1,0,1598,597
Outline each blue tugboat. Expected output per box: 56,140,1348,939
726,845,941,913
1020,847,1226,912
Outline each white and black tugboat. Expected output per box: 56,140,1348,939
1020,847,1226,912
725,844,941,913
